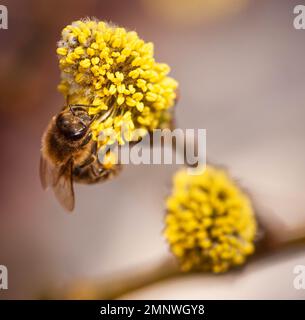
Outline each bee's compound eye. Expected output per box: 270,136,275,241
56,113,87,140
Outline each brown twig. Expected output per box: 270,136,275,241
52,221,305,300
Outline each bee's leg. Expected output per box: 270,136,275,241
91,140,97,155
80,132,92,147
73,141,103,183
77,141,97,167
73,154,98,183
73,158,105,184
74,142,120,184
77,154,96,169
74,142,97,174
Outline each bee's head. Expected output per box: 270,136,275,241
55,110,91,141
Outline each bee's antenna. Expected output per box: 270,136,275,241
69,104,89,115
68,104,108,125
66,95,70,106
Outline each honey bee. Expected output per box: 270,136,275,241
40,104,121,211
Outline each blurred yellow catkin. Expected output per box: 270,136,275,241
164,165,257,273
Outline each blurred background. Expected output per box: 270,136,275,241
0,0,305,299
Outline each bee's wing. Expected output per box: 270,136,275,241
40,154,75,212
52,159,75,212
39,154,54,190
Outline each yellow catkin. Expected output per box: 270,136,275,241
164,166,257,273
57,19,178,149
